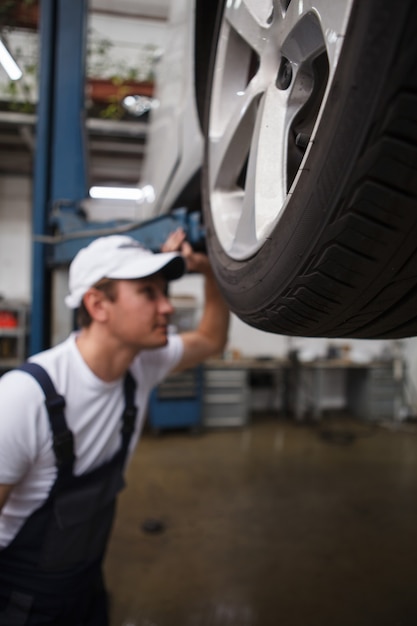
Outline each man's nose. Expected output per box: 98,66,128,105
159,294,174,314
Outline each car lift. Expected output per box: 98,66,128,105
31,0,204,354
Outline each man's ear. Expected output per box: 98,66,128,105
82,288,110,322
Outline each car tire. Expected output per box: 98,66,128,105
202,0,417,338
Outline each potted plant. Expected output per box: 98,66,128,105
0,0,39,31
86,33,156,119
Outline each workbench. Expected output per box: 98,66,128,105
291,359,404,421
203,358,289,427
204,357,404,424
148,357,404,431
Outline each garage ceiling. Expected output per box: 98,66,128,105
0,1,171,184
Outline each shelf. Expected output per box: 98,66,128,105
0,300,30,372
0,328,26,337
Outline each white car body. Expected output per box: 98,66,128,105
139,0,203,220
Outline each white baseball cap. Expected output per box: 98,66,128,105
65,235,186,309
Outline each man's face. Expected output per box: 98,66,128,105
103,274,174,351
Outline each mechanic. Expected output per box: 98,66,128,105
0,228,229,625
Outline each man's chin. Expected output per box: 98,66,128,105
149,333,169,349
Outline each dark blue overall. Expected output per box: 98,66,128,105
0,362,137,625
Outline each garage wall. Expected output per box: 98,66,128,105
0,176,32,303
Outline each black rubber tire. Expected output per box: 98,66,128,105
202,0,417,339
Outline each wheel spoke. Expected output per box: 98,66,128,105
229,83,293,258
229,102,271,257
208,77,262,191
224,0,272,57
252,86,290,232
281,0,353,69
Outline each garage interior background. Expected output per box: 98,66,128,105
0,0,417,415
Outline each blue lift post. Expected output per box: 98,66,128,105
31,0,89,354
31,0,205,354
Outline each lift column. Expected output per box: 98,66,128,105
31,0,88,354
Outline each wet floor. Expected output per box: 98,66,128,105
104,413,417,626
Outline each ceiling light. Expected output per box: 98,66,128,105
89,186,143,201
0,40,22,80
89,185,155,203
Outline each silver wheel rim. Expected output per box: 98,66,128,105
207,0,354,260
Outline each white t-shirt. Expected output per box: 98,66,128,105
0,332,183,548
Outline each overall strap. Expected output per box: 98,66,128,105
120,371,138,458
17,362,75,476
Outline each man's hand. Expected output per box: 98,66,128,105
161,228,211,275
161,227,187,253
162,229,229,371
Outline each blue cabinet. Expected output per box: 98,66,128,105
148,366,203,431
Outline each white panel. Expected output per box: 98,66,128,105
0,176,32,302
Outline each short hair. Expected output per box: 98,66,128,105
76,278,118,328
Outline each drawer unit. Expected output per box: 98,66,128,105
155,370,199,399
203,367,249,427
347,363,403,421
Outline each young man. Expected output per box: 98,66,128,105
0,229,229,625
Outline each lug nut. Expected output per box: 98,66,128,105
276,57,293,90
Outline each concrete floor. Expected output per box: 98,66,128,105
104,413,417,626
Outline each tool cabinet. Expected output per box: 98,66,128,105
148,366,203,432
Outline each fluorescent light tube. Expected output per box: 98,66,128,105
0,40,22,81
89,186,143,201
89,185,155,202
